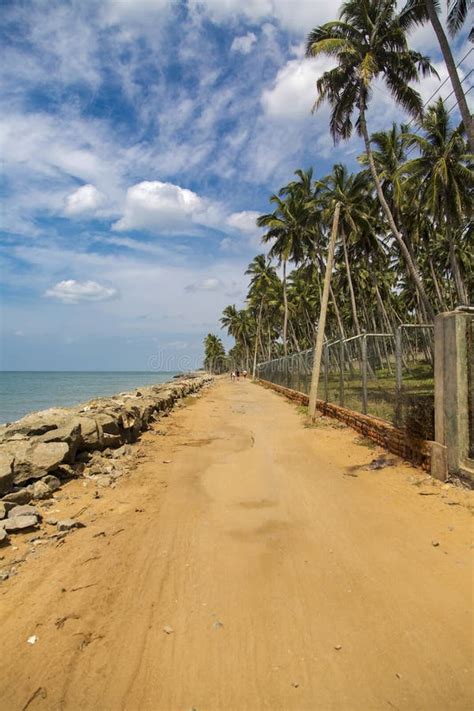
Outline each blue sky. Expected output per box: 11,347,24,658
0,0,471,370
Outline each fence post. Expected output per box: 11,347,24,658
432,311,473,482
339,339,345,407
324,345,329,402
395,326,402,427
361,335,368,415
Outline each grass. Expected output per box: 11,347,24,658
264,360,435,436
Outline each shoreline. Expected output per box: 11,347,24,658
0,374,213,534
0,371,202,426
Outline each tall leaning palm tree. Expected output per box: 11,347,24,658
400,0,474,152
306,0,437,320
318,164,373,337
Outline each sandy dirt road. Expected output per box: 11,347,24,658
0,379,473,711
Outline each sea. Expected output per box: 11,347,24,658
0,371,180,424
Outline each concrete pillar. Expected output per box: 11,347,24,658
433,311,473,482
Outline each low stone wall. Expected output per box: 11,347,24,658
0,374,213,510
258,379,431,470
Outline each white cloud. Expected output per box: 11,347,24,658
44,280,118,304
189,0,334,34
113,180,210,232
185,277,223,292
226,210,260,233
64,184,106,216
261,55,333,120
231,32,257,55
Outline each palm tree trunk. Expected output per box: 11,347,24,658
428,255,448,311
359,99,435,321
282,259,288,356
445,209,468,304
341,228,362,335
425,0,474,152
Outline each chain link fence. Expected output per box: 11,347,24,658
257,325,435,440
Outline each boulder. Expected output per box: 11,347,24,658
2,441,69,485
0,528,8,545
36,421,82,462
2,488,32,505
0,451,14,495
74,416,101,451
8,505,40,519
3,408,67,437
94,413,124,449
0,502,6,520
1,514,38,532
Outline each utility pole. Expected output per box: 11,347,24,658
308,202,341,419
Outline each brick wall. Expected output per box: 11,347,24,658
258,379,431,471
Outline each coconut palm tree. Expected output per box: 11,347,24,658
203,334,226,374
245,255,279,377
257,188,309,355
447,0,473,34
402,98,473,304
220,305,252,369
306,0,437,320
400,0,474,152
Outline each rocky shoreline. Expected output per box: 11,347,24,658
0,374,213,546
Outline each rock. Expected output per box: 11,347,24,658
53,463,78,479
45,517,58,526
8,505,40,519
0,528,8,545
431,540,440,547
74,416,101,451
92,475,113,488
42,474,61,492
163,625,174,635
94,413,124,449
36,421,82,462
1,515,39,532
112,445,131,459
28,480,53,500
0,503,7,520
334,645,342,651
0,451,14,494
57,519,85,531
2,488,32,505
3,441,69,485
4,409,64,437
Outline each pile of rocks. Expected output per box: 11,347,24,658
0,375,212,544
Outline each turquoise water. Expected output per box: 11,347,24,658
0,371,180,424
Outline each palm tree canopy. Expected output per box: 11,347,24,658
401,98,473,224
401,0,473,37
306,0,437,142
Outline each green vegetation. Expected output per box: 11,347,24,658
216,1,472,381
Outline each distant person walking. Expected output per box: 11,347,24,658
236,370,240,380
231,371,236,382
242,369,248,379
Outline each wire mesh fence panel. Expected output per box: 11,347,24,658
341,337,364,412
365,334,397,422
257,324,435,439
395,325,435,440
